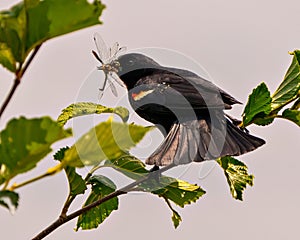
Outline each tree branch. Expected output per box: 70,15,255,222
0,77,21,118
0,44,42,119
32,163,175,240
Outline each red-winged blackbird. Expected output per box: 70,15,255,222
115,53,265,166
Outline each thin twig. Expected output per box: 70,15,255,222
59,165,106,217
8,163,62,191
60,195,75,218
21,45,42,77
2,180,10,190
9,171,55,191
0,77,21,118
33,190,127,240
32,163,175,240
0,44,42,119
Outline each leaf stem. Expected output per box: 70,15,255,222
0,45,42,119
9,163,61,191
32,163,175,240
247,113,280,127
2,180,10,190
9,173,50,191
271,95,299,113
163,196,175,212
291,96,300,110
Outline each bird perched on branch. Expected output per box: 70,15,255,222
96,51,265,166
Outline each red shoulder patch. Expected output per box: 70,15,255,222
131,89,155,101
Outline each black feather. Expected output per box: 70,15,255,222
117,53,265,166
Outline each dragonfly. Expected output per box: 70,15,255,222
92,33,127,98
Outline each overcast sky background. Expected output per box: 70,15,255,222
0,0,300,239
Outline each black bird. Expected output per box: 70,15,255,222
114,53,265,166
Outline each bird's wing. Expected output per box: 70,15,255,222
130,70,238,111
165,67,241,106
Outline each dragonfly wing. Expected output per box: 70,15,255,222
110,72,126,88
108,74,118,97
109,42,120,61
93,33,109,62
117,46,127,56
98,91,104,100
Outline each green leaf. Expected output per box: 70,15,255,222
0,174,5,186
291,97,300,110
217,156,254,201
46,0,105,39
65,166,87,195
242,82,272,126
57,102,129,126
62,119,153,167
251,116,275,126
53,146,70,161
0,2,25,71
171,208,182,229
53,147,86,195
76,175,118,231
0,0,105,72
272,51,300,110
139,176,203,229
163,197,182,229
150,177,206,208
282,109,300,127
0,190,19,212
104,155,149,180
0,42,17,72
0,117,71,182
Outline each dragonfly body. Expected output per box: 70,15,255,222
92,34,126,97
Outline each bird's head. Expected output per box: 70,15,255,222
116,53,161,89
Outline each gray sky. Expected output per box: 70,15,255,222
0,0,300,239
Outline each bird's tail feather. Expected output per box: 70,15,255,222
146,117,265,166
